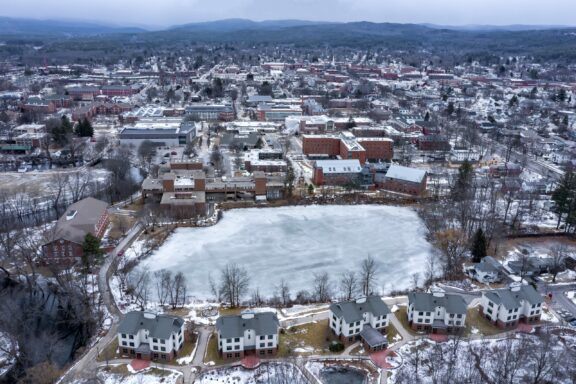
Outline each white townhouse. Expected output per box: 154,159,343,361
216,311,280,360
117,312,186,361
408,291,467,334
329,296,390,351
480,283,543,329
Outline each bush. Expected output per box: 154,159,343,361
329,341,345,352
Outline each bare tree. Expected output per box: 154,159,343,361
276,279,290,306
549,245,567,283
154,269,172,307
339,271,358,301
219,263,250,307
312,272,331,302
127,267,151,310
170,271,188,309
359,256,378,296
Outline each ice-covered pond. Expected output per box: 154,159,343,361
142,205,432,298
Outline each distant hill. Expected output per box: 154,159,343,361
422,23,575,32
170,18,335,32
0,16,145,36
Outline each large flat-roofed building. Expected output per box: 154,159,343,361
119,120,196,147
185,104,235,121
303,132,393,165
256,103,302,122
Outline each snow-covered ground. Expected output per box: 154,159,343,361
141,205,433,298
0,332,17,378
196,363,308,384
96,367,181,384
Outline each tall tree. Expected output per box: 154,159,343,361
470,228,487,263
551,171,576,230
359,256,378,296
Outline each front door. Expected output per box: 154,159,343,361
136,353,141,359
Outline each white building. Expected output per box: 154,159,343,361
408,291,467,334
450,149,481,163
464,256,503,284
117,312,185,361
329,296,390,350
216,312,280,360
480,283,543,329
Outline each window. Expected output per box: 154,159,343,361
161,339,165,344
235,353,240,358
419,311,423,316
121,334,127,338
268,335,273,340
129,335,134,340
153,338,157,343
160,347,166,352
161,354,166,360
260,336,265,340
417,318,422,323
457,314,462,318
260,343,265,348
425,319,430,324
268,342,273,347
234,338,240,342
122,348,128,354
227,353,232,358
227,346,232,351
129,342,134,347
260,350,265,355
153,353,158,359
488,301,493,308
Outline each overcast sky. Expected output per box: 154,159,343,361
1,0,575,28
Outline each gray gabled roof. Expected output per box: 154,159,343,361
385,164,427,183
118,312,184,340
483,284,543,310
49,197,108,244
408,292,467,314
359,325,388,348
329,296,391,324
216,312,279,339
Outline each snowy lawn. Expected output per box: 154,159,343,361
141,205,433,299
196,363,308,384
97,366,182,384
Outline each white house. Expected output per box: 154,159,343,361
464,256,503,284
480,283,543,329
408,291,467,334
216,311,280,360
329,296,390,350
117,312,185,361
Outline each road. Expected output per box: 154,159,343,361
58,222,144,384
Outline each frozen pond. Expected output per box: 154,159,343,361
143,205,432,299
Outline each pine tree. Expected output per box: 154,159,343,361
470,228,487,263
552,171,576,230
81,233,103,273
424,111,430,121
81,117,93,137
451,160,474,201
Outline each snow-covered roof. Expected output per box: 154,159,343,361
315,159,362,174
385,164,426,183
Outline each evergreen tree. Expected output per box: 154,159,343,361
470,228,487,263
451,160,474,201
77,117,93,137
446,101,455,116
424,111,430,121
551,171,576,230
81,233,103,273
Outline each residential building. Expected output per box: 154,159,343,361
117,312,186,361
216,312,280,360
407,291,467,334
464,256,503,283
479,284,543,328
41,197,109,265
329,296,390,351
417,135,451,151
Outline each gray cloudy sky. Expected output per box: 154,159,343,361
1,0,575,28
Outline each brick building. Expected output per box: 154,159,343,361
41,197,109,265
302,132,393,165
379,164,427,196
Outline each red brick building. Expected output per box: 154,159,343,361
379,164,427,196
302,132,393,165
42,197,109,265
